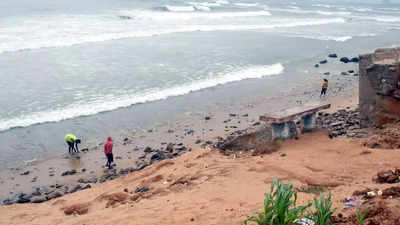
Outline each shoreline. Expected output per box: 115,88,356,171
0,51,360,203
0,86,359,204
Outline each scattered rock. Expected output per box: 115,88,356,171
20,171,30,176
61,170,77,176
195,139,202,144
323,72,330,75
340,57,350,63
328,53,338,58
314,64,319,68
341,72,349,76
47,191,63,200
350,57,359,63
319,59,328,64
205,116,211,120
70,184,82,193
31,196,46,203
134,187,149,193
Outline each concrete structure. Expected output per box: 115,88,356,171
359,47,400,127
260,103,331,140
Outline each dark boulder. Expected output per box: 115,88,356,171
350,57,359,63
319,59,328,64
328,53,338,58
314,64,319,68
150,152,166,164
135,187,149,193
340,57,350,63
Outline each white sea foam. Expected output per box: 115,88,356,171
0,12,345,54
164,5,196,12
234,3,259,7
0,63,284,131
288,33,376,42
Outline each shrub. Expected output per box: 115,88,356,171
355,206,369,225
245,178,311,225
306,192,337,225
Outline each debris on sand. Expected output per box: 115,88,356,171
375,169,400,184
364,122,400,149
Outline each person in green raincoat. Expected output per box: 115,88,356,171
64,134,81,154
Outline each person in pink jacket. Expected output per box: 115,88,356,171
104,136,114,169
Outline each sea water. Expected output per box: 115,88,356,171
0,0,400,165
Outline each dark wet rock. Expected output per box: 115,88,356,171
314,64,319,68
205,140,213,145
124,188,129,193
150,152,166,164
47,191,62,200
328,53,338,58
116,156,122,160
252,122,261,126
123,138,132,145
166,143,174,153
31,196,47,203
69,184,82,193
2,199,13,205
20,171,30,176
147,129,153,133
229,113,237,117
136,162,149,171
353,73,359,76
319,59,327,64
31,188,41,196
350,57,359,63
31,177,38,183
81,184,91,190
119,167,135,175
323,72,330,75
195,139,202,144
55,184,64,188
341,72,349,76
81,168,87,172
348,70,355,73
167,129,174,133
204,116,211,120
242,113,249,117
81,148,89,152
144,147,153,153
340,57,350,63
186,129,194,135
61,170,77,176
135,187,149,193
16,193,31,204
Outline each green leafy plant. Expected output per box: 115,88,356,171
306,192,337,225
245,178,311,225
355,206,369,225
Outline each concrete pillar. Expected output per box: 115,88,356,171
303,112,317,132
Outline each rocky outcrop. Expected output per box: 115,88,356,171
359,47,400,128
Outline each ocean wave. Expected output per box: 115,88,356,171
269,7,351,16
288,33,376,42
234,3,259,7
188,2,221,7
0,15,343,54
164,5,196,12
372,16,400,23
0,63,284,132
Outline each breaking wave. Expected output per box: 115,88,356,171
0,63,284,132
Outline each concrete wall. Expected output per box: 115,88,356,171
359,47,400,127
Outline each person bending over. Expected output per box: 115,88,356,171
64,133,81,154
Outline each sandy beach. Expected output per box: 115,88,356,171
2,123,400,225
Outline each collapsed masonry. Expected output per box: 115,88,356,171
359,47,400,127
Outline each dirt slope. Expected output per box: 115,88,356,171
1,131,400,225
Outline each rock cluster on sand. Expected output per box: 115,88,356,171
316,108,369,138
2,142,192,205
363,122,400,149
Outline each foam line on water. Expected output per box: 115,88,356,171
0,63,284,132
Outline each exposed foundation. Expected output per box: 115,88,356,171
359,47,400,127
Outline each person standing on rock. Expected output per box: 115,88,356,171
104,136,114,169
320,79,328,97
64,134,81,154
